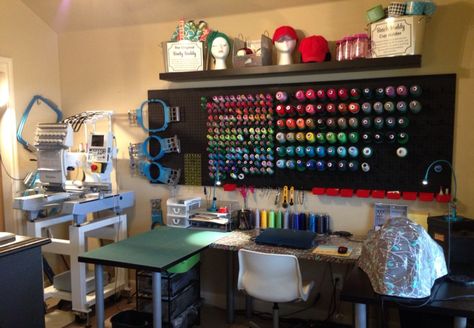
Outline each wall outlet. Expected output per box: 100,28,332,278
332,273,344,290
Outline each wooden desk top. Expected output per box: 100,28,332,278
341,266,474,318
210,229,363,263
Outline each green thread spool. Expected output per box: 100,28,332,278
268,210,275,228
276,211,283,228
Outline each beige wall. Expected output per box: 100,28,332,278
0,0,61,232
57,2,473,316
58,0,473,237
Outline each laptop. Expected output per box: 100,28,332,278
255,228,317,249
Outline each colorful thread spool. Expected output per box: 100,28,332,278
260,210,268,228
283,211,290,229
276,211,283,228
254,209,260,229
268,210,275,228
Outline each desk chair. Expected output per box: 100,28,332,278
237,249,315,328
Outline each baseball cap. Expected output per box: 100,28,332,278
298,35,329,63
272,26,298,43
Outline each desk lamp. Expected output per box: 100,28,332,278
422,159,472,285
208,160,221,212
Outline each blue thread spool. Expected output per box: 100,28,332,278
316,214,324,234
308,213,317,232
322,214,330,234
292,213,300,230
299,213,307,230
306,159,317,171
305,146,316,157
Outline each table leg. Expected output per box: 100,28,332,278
94,264,105,328
454,316,467,328
354,303,367,328
246,295,253,319
152,272,162,328
227,251,235,323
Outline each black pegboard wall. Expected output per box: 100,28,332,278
148,74,455,195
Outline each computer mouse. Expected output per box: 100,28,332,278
338,246,348,254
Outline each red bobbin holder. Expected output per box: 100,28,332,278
223,184,237,191
419,192,435,201
386,191,401,200
371,190,386,199
326,188,340,196
340,189,354,197
402,192,417,200
311,187,326,195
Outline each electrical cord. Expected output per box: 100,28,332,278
0,154,24,181
396,282,441,309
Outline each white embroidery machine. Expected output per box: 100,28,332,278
13,112,134,320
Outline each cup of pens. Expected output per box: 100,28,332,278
237,209,253,230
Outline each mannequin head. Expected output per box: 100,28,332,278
207,31,231,70
211,36,230,59
272,26,298,65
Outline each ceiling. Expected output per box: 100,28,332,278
20,0,323,34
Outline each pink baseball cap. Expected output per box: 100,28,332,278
272,26,298,43
298,35,329,63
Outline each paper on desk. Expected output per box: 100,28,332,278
189,215,229,225
313,245,352,257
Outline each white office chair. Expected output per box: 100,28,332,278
237,249,315,328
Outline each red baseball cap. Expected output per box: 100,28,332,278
298,35,329,63
272,26,298,43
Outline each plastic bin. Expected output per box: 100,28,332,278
111,310,152,328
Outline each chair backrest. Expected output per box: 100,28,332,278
237,249,305,303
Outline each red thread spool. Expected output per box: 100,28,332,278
305,89,317,101
338,103,348,114
348,102,360,114
338,88,349,100
326,103,337,114
286,118,296,130
296,118,306,130
276,104,286,116
285,105,296,116
296,104,306,115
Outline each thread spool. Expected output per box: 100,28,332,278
254,209,260,229
268,210,275,228
300,213,307,230
308,213,317,232
292,213,300,230
276,211,283,228
260,210,268,229
283,211,289,229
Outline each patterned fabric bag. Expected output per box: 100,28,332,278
359,217,447,298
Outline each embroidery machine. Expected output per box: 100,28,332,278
13,111,134,319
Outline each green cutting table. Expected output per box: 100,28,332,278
78,226,228,328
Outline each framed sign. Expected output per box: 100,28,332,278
370,16,426,58
165,41,204,72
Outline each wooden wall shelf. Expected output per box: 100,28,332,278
159,55,421,82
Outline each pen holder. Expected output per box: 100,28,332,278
237,209,254,230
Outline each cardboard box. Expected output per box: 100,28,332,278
232,35,272,67
370,15,427,58
163,41,207,72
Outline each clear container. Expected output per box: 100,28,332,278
335,40,344,62
342,36,354,61
352,33,369,59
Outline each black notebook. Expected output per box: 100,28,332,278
255,228,317,249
